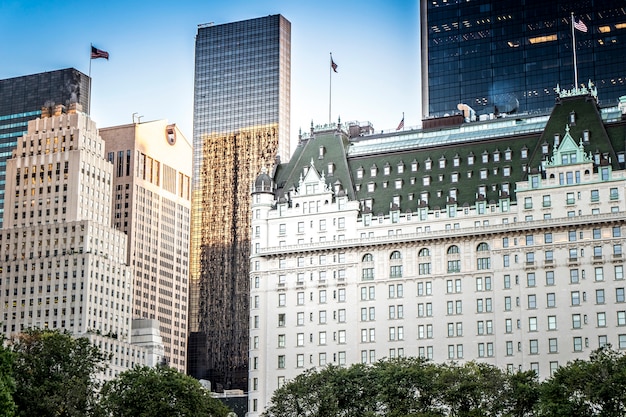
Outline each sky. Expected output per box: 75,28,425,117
0,0,420,155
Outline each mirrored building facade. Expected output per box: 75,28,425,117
421,0,626,118
188,14,291,391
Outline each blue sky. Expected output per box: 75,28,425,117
0,0,420,154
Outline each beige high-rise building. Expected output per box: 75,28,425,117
100,120,192,371
0,103,160,380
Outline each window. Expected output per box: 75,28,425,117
570,269,579,284
548,315,557,330
527,273,536,287
549,338,558,353
617,266,625,280
529,317,538,332
618,311,626,326
597,312,606,327
546,271,554,286
278,355,285,368
528,295,537,309
571,291,580,306
573,337,583,352
617,288,625,303
529,339,538,354
546,292,556,308
572,314,582,329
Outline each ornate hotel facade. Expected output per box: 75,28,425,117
248,87,626,414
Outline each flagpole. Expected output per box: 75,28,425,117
571,12,579,89
88,44,93,116
329,52,332,125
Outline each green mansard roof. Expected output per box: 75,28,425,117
272,90,626,215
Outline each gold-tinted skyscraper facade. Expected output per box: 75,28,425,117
188,14,291,391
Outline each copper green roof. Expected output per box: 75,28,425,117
273,93,626,215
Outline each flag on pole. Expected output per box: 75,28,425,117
331,57,338,73
396,116,405,131
91,46,109,60
573,17,588,33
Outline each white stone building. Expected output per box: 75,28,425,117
248,88,626,414
0,104,159,379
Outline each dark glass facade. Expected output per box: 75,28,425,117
188,15,291,392
0,68,90,228
421,0,626,118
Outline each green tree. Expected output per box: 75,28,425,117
0,335,16,417
263,364,377,417
370,357,444,417
502,370,540,417
538,346,626,417
99,365,230,417
11,329,107,417
438,361,507,417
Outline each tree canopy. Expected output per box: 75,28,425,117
99,365,231,417
263,346,626,417
10,329,107,417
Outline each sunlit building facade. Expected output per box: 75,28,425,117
249,87,626,414
0,104,160,380
189,14,291,391
421,0,626,118
0,68,90,228
100,121,192,372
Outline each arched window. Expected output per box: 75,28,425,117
477,242,489,252
362,253,373,262
390,251,402,260
477,242,491,270
418,248,430,257
447,245,460,255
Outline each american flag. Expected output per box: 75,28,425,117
396,116,404,131
573,18,588,33
331,58,338,73
91,46,109,60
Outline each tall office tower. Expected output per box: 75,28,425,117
248,86,626,415
0,104,160,379
188,14,291,391
99,121,192,372
0,68,90,229
421,0,626,118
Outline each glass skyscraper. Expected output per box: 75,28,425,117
0,68,90,228
421,0,626,118
188,14,291,391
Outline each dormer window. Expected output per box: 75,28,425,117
453,155,460,167
554,133,560,147
504,148,512,161
482,152,489,163
439,157,446,169
451,172,459,183
425,159,432,170
367,182,376,192
397,162,404,174
370,165,378,177
357,167,364,179
493,151,500,162
480,169,488,179
423,176,431,186
411,160,418,172
583,130,590,143
384,163,391,175
521,147,528,159
468,154,475,165
542,143,549,154
395,179,403,189
327,163,335,175
569,111,576,124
